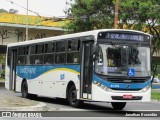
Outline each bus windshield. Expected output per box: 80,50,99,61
95,44,151,77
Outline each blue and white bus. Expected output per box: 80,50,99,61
5,29,151,110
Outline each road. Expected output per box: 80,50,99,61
0,82,160,118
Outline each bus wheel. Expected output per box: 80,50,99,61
111,102,126,110
68,85,82,107
22,81,29,98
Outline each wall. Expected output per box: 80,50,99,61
0,26,64,45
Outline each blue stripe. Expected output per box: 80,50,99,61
16,65,80,80
93,74,151,89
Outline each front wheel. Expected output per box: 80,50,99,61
111,102,126,110
68,85,82,107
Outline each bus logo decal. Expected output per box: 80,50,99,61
60,74,65,80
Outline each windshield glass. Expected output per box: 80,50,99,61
95,44,151,77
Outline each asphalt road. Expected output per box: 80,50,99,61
0,82,160,118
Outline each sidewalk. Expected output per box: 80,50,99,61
0,81,47,111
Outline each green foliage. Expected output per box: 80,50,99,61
151,92,160,100
0,54,5,63
66,0,114,32
0,9,8,13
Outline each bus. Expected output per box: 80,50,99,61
5,29,151,110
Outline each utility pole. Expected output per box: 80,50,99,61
114,0,119,29
26,0,28,41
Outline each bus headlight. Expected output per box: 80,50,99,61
141,85,151,92
93,81,111,92
104,86,112,92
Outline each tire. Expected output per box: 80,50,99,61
68,85,82,107
111,102,126,110
21,81,29,98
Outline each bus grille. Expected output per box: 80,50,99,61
107,78,147,83
110,88,142,91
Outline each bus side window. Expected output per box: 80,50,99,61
55,41,66,64
68,40,80,51
67,52,79,64
45,43,55,53
44,54,54,65
34,44,44,65
56,41,66,52
30,46,35,65
55,53,66,64
19,47,25,55
17,56,25,65
18,47,25,65
35,44,44,54
30,46,35,54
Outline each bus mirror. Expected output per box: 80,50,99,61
92,45,99,61
93,45,98,55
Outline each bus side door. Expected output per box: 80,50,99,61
10,49,18,91
80,38,94,99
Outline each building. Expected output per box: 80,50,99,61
0,13,69,53
0,13,69,77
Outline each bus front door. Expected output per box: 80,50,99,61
10,49,17,91
80,41,93,99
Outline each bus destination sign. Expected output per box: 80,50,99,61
98,32,144,41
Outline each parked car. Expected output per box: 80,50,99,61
151,76,160,83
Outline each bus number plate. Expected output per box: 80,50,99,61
123,95,133,99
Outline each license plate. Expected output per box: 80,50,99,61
123,95,133,99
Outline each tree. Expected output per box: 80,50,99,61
0,9,8,13
66,0,114,32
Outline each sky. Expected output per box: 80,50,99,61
0,0,70,17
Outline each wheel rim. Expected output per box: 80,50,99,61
70,90,77,103
22,83,27,97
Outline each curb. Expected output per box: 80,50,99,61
151,99,160,103
0,102,47,111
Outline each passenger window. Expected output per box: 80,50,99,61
18,47,25,55
56,42,66,52
30,55,34,64
44,54,54,64
45,43,55,53
34,55,43,64
68,40,80,51
67,52,79,64
55,53,66,64
35,44,44,54
25,46,29,55
17,56,25,65
30,46,35,54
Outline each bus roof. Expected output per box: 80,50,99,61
7,29,150,47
